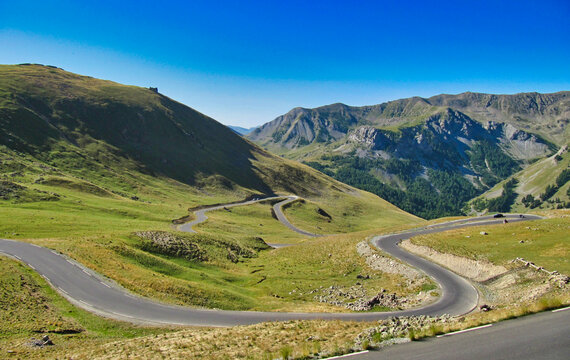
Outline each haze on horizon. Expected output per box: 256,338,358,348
1,0,569,128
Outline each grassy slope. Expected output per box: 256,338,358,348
0,256,170,359
410,210,570,274
0,147,422,308
0,64,422,314
470,147,570,212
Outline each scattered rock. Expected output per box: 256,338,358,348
29,335,54,347
480,304,492,312
549,273,570,288
354,315,453,349
356,241,422,280
313,286,411,311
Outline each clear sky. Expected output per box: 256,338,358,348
1,0,569,127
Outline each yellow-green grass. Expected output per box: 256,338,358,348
196,190,422,242
38,319,376,360
283,191,424,235
194,202,308,244
48,293,569,360
0,256,171,359
410,210,570,274
0,171,422,313
243,228,431,311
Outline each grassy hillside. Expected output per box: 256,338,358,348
409,210,570,274
469,146,570,213
0,64,422,315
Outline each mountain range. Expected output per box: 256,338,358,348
248,92,570,218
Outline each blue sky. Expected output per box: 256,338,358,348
1,0,569,127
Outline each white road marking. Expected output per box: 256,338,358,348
31,244,41,248
28,263,36,270
57,287,69,296
101,282,111,288
552,306,570,313
110,311,135,319
51,250,59,255
66,259,75,265
322,351,370,359
436,324,493,337
14,255,21,260
78,299,91,307
82,269,91,276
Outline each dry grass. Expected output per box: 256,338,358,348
411,294,569,341
36,294,569,360
58,320,375,360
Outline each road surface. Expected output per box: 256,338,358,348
271,196,321,237
177,196,287,233
0,210,540,326
348,307,570,360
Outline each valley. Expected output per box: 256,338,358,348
0,64,568,359
248,94,569,219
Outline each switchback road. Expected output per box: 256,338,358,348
0,207,540,326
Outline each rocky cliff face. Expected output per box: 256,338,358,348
250,91,569,150
345,109,552,165
426,92,570,145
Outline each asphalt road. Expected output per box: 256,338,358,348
177,195,316,247
271,196,321,237
373,214,542,317
177,195,287,233
349,308,570,360
0,212,540,326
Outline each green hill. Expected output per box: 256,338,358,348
0,64,420,313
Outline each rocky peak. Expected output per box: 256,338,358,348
426,109,477,138
348,126,384,148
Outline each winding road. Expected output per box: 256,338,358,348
177,195,320,238
0,198,541,326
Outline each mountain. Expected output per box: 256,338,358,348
0,64,416,228
469,145,570,213
248,92,569,218
0,64,423,319
228,125,257,135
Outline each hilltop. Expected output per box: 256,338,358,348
248,92,569,218
0,63,420,312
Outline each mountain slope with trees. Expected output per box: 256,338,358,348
248,92,569,218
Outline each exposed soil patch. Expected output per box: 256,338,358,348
400,239,569,307
401,239,508,282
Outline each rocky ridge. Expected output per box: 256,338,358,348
248,91,567,218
